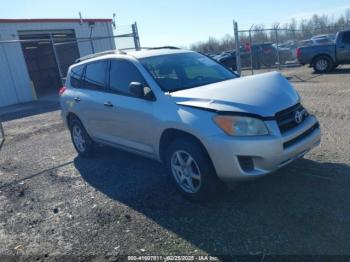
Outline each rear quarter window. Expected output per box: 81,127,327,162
342,32,350,44
70,64,84,88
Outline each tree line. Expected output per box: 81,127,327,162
191,9,350,54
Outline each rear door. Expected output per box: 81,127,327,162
336,31,350,63
102,59,156,154
72,60,110,139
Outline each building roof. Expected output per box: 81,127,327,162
0,18,112,23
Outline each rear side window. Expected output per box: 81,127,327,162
109,60,146,95
82,61,108,90
342,32,350,44
70,64,84,88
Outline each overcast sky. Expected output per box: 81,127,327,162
1,0,349,47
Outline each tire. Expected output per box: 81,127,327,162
69,117,94,157
165,137,225,201
313,55,333,73
261,56,275,68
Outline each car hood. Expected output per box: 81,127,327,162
169,71,299,117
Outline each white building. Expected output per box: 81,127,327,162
0,18,115,107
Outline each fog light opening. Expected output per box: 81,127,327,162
237,156,255,172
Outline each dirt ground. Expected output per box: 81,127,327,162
0,65,350,260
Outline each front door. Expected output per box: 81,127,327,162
337,31,350,63
103,59,156,154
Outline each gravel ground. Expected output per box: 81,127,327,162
0,65,350,260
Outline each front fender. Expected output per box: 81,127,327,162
154,106,222,159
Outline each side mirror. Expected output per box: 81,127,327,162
129,82,145,98
129,82,155,101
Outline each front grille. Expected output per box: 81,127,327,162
283,123,319,149
237,156,254,172
275,103,309,134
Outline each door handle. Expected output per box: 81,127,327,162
104,101,114,107
339,45,346,49
74,97,81,102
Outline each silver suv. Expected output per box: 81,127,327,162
60,47,321,201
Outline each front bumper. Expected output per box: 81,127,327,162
202,115,321,183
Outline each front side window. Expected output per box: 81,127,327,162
82,61,107,90
109,60,146,95
140,52,236,92
70,64,84,88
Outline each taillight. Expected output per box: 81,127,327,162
59,86,67,96
296,48,301,59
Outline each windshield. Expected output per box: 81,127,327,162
140,52,237,92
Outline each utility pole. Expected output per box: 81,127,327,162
249,24,254,75
50,33,64,86
89,22,95,54
132,22,141,50
274,24,281,70
233,20,241,76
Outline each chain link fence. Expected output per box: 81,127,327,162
228,22,350,75
115,23,140,51
236,27,300,73
50,22,141,84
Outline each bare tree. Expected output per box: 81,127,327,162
191,9,350,54
345,8,350,23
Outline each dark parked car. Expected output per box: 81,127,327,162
215,43,278,70
244,43,277,68
297,30,350,73
272,43,296,64
215,51,237,71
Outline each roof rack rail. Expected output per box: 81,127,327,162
118,47,140,51
142,46,181,50
75,49,126,63
74,46,182,63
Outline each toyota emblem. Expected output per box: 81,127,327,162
294,110,303,124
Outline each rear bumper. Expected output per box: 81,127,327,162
202,115,321,183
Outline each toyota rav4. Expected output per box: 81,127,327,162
59,47,321,201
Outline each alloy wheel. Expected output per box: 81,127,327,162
315,59,328,72
171,150,202,193
72,125,86,153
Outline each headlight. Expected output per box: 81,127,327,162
213,115,269,136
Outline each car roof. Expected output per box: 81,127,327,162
74,47,194,64
127,48,193,58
